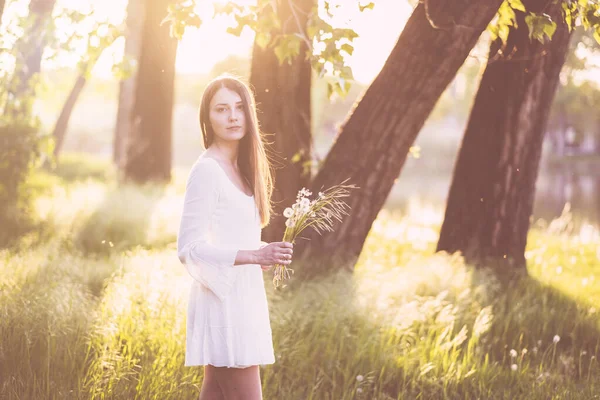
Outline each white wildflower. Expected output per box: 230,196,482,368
285,219,295,228
357,388,363,394
553,335,560,344
582,277,589,286
511,364,518,371
356,375,364,382
283,207,294,218
510,349,517,358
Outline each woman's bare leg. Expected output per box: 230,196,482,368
213,365,262,400
199,366,225,400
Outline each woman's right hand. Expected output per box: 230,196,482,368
255,242,293,270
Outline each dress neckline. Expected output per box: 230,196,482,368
202,156,254,199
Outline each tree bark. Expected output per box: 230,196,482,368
123,0,177,183
114,0,145,169
251,0,313,242
293,0,504,274
8,0,56,115
436,1,572,271
51,73,87,157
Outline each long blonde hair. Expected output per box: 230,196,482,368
199,75,273,227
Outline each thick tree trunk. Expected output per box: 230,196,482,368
52,74,87,157
114,0,145,169
8,0,56,115
293,0,503,274
123,0,177,183
436,1,571,271
251,0,313,242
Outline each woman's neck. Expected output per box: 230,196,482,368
207,142,239,166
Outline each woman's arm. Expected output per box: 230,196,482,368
177,161,241,301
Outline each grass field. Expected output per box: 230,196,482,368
1,153,599,399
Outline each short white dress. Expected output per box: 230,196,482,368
177,155,275,368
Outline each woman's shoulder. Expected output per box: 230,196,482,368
187,155,222,185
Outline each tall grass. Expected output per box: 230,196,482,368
1,156,599,399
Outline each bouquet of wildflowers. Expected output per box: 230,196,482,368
272,180,357,288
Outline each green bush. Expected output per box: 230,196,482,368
0,119,44,246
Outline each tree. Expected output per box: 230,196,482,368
52,22,122,158
114,0,145,168
0,0,6,23
435,1,579,272
123,0,178,183
8,0,57,116
249,0,314,242
293,0,504,273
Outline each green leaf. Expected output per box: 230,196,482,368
340,65,354,81
543,19,557,39
499,23,510,44
327,81,334,98
508,0,526,12
291,151,303,163
226,25,244,37
359,2,375,12
340,43,354,56
525,12,555,43
594,28,600,45
255,32,271,49
273,34,302,65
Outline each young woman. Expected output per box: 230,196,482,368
177,75,293,400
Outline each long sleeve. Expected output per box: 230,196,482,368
177,161,239,301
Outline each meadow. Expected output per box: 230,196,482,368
1,153,599,400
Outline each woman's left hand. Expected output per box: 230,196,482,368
258,242,289,271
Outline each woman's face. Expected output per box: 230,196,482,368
208,87,246,144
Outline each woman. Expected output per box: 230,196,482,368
177,75,293,400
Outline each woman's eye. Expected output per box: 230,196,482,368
236,105,244,110
217,107,226,112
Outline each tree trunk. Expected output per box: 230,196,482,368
0,0,6,24
123,0,177,183
293,0,504,274
251,0,313,242
114,0,145,169
436,1,572,272
52,73,87,157
8,0,56,115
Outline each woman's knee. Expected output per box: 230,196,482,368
199,366,225,400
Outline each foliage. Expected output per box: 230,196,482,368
164,0,374,98
549,27,600,145
0,118,45,247
488,0,600,45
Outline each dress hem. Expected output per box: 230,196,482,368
185,360,276,369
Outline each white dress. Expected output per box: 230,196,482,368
177,155,275,368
